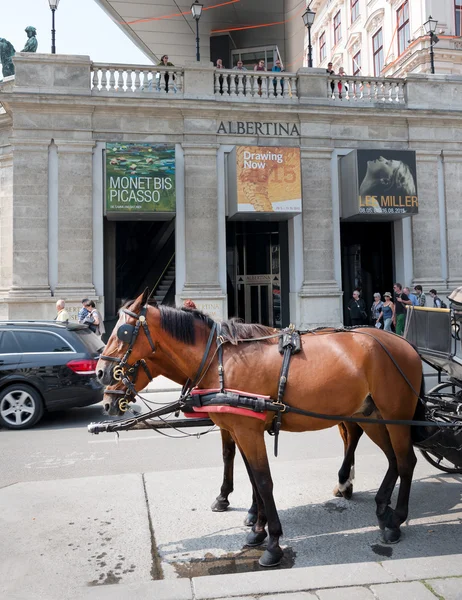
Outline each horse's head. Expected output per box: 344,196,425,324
96,289,160,392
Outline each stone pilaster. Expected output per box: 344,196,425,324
7,139,51,298
54,140,95,297
0,152,13,304
442,152,462,291
298,148,342,327
412,151,446,291
179,143,226,319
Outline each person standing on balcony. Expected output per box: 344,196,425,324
254,59,266,96
337,66,348,99
326,61,335,96
156,55,175,92
232,60,247,94
272,59,284,97
216,58,226,94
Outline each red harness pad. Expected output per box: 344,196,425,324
184,388,269,421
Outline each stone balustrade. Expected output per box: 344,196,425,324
327,75,406,103
91,63,184,95
214,69,298,100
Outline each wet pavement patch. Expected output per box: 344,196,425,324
172,546,296,578
323,501,349,513
370,544,393,557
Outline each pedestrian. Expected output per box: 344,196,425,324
83,300,105,337
272,58,284,96
379,292,395,331
347,290,367,326
78,298,90,324
370,292,384,327
393,283,412,335
429,289,447,308
404,287,418,306
55,299,70,322
156,54,175,92
254,59,266,95
326,61,335,96
414,284,426,307
215,58,226,94
337,66,348,99
232,59,247,93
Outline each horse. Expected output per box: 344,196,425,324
100,336,364,524
96,289,423,567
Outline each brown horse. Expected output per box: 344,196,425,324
101,345,363,524
96,290,423,567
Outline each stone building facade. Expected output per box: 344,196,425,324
0,52,461,328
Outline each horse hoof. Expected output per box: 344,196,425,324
245,529,267,547
244,511,257,527
333,484,353,499
380,528,401,544
259,548,283,568
211,498,229,512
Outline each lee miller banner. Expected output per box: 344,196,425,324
340,149,418,220
106,143,175,215
228,146,302,217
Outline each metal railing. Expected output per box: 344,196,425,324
328,75,406,103
91,63,184,95
214,69,298,100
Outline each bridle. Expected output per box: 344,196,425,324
100,305,157,412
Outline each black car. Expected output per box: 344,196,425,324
0,321,105,429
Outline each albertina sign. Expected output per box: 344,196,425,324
105,143,176,214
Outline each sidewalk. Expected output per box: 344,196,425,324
144,375,182,393
78,555,462,599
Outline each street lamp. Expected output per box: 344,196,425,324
302,7,316,68
191,0,203,62
48,0,60,55
423,15,439,74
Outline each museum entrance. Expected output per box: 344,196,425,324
340,221,394,325
226,221,289,328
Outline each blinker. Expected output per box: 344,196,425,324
117,323,135,344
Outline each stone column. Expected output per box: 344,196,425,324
442,152,462,290
298,148,342,327
412,151,446,292
0,151,13,318
179,143,226,319
54,140,95,298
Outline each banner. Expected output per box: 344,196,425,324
229,146,301,215
106,143,175,214
340,150,418,220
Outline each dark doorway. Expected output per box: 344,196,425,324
341,222,394,325
226,221,290,328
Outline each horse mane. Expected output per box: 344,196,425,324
158,305,276,346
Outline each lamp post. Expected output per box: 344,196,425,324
48,0,60,54
302,7,316,68
423,15,439,74
191,0,203,62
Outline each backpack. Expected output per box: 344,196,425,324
440,300,448,309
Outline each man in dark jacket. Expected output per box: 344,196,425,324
347,290,366,326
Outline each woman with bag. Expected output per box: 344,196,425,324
82,300,105,338
371,293,384,328
347,290,367,326
379,292,395,332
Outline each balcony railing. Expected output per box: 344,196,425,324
328,75,406,103
91,63,184,95
214,69,298,101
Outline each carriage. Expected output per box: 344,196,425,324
404,290,462,474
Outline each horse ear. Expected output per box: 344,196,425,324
141,287,150,306
132,288,150,312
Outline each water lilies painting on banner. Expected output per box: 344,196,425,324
106,143,176,214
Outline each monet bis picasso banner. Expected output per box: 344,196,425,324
106,143,175,214
228,146,302,217
340,150,418,220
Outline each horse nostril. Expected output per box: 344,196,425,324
104,403,110,413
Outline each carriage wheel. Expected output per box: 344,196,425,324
451,317,460,341
419,449,462,474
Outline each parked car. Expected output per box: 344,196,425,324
0,321,105,430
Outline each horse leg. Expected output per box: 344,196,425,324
239,450,267,543
381,424,417,544
233,429,283,567
211,429,258,526
333,422,363,499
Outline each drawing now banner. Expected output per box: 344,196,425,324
105,143,175,214
229,146,302,215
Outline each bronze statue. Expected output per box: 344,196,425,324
0,37,15,77
22,26,38,53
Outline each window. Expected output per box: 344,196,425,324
0,331,21,354
353,50,361,76
351,0,359,24
14,331,73,353
334,11,342,45
456,2,462,36
319,31,327,62
373,28,384,76
397,1,410,56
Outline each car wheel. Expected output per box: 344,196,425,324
0,384,44,430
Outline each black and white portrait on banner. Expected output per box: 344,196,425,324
357,150,418,215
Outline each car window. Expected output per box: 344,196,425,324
0,331,22,354
73,329,105,354
13,330,73,353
